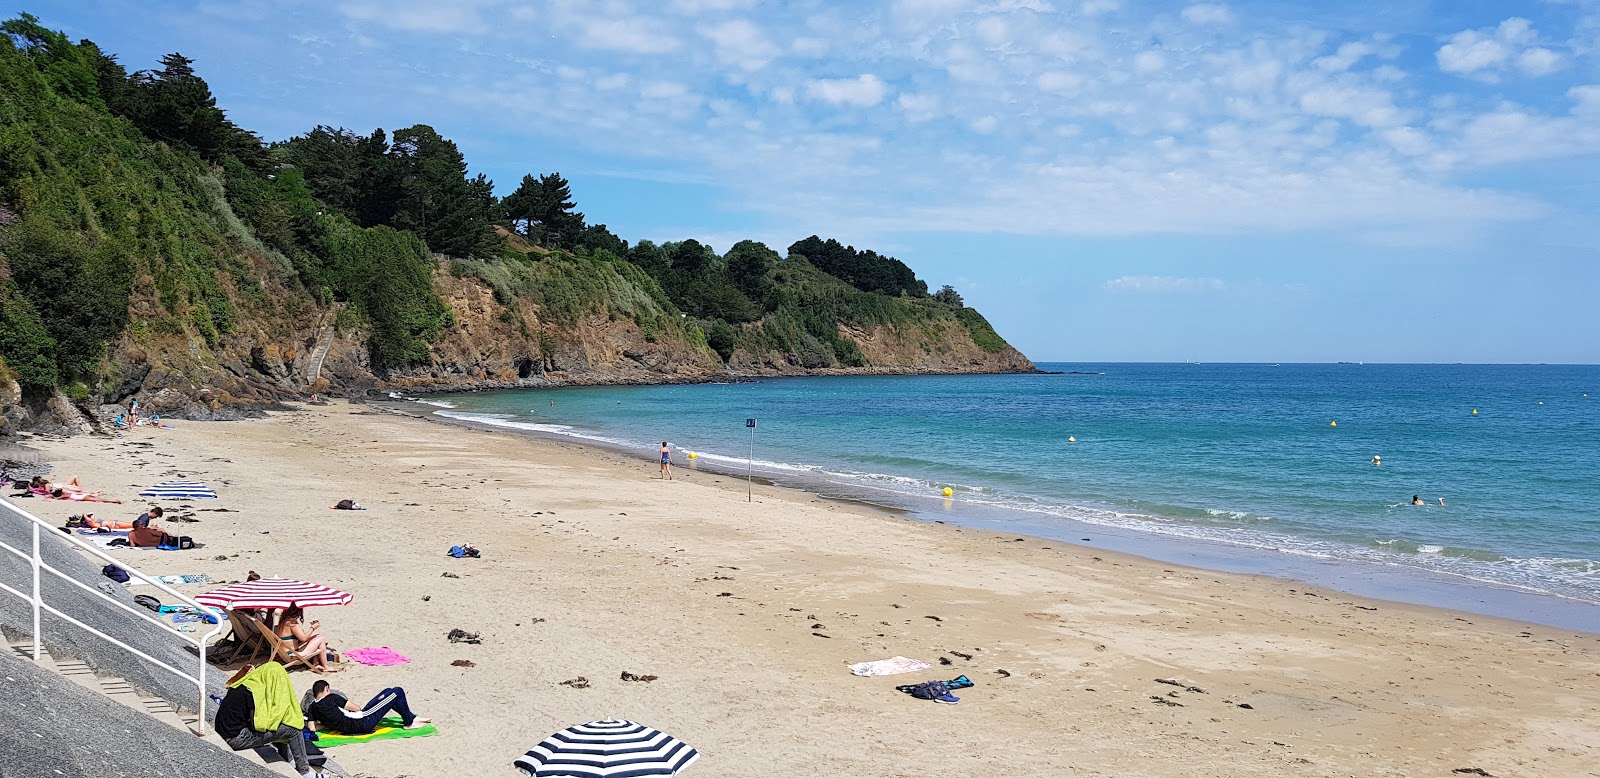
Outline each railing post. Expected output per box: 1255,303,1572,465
196,638,208,735
30,520,41,661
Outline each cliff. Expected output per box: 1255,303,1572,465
0,15,1035,433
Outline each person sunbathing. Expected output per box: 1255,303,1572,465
81,513,134,530
277,606,337,673
47,487,122,503
33,475,84,494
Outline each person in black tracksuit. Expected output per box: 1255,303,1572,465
305,679,429,734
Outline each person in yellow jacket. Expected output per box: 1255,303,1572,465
214,663,328,778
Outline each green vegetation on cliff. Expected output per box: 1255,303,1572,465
0,13,1026,405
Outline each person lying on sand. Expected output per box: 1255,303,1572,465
277,606,340,673
47,487,122,503
304,679,431,733
72,513,133,530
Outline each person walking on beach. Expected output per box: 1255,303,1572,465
659,441,673,480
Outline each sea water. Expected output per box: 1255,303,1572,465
417,364,1600,628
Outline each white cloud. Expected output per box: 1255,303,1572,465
1298,84,1405,128
1037,70,1085,93
338,1,485,34
971,115,999,133
1132,50,1165,74
1180,3,1231,25
1080,0,1119,16
670,0,756,12
1517,47,1562,76
569,16,680,54
1104,276,1227,293
1315,41,1373,72
791,37,829,57
806,74,890,107
699,19,774,71
897,92,941,121
1381,126,1430,156
1437,17,1560,79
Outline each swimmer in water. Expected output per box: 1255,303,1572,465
1438,497,1445,506
659,441,673,480
1371,455,1381,466
1411,495,1424,506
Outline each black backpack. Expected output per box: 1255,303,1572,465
101,564,130,584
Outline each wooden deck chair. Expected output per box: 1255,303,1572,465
220,610,270,666
251,616,310,672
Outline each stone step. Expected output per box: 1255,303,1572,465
8,637,314,777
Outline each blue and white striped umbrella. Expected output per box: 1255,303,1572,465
138,480,217,500
514,720,699,777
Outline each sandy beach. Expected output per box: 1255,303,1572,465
18,401,1599,778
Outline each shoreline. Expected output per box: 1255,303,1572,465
398,399,1600,634
18,402,1599,777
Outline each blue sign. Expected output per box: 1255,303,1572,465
746,418,757,428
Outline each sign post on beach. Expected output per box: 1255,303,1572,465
746,418,757,502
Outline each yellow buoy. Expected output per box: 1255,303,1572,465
1067,436,1076,443
941,487,954,497
1472,409,1478,415
687,452,697,460
1330,421,1337,428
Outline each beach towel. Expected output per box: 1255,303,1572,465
314,717,437,748
232,661,304,732
343,647,411,666
850,656,933,677
76,529,129,538
129,573,212,587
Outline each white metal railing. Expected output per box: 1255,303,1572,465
0,497,228,734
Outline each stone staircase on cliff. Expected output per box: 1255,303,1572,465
303,306,342,386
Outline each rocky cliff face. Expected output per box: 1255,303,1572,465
1,260,1035,431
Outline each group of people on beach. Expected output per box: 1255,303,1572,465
15,474,121,503
213,572,429,778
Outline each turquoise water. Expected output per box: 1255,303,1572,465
416,364,1600,614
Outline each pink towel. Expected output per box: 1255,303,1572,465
344,646,411,666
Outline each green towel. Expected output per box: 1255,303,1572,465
232,662,304,732
316,717,438,747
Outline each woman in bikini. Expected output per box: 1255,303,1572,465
276,606,336,673
659,442,673,480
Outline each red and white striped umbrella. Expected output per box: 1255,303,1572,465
195,576,353,610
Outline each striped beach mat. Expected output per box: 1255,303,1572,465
515,720,699,777
138,480,217,499
316,717,437,748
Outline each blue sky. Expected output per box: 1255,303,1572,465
28,0,1600,362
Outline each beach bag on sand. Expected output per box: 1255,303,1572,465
102,564,130,584
334,499,357,510
133,594,161,612
157,535,195,551
448,543,480,559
